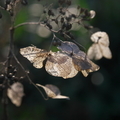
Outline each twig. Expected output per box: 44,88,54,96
2,26,14,120
14,21,58,33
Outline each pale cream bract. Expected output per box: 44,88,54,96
87,31,112,60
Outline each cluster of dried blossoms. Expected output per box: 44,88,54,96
0,0,112,107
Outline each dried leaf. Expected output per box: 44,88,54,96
45,52,78,79
36,84,69,99
57,40,99,77
20,46,48,68
87,31,112,60
7,82,24,107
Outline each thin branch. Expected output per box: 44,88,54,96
48,32,56,51
2,27,14,120
14,21,58,33
2,86,8,120
14,22,40,29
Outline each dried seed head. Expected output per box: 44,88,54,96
80,8,85,14
19,76,24,80
60,17,64,23
8,73,13,78
89,10,96,19
52,39,61,46
11,76,18,82
0,74,5,80
65,16,72,22
13,69,17,75
59,8,65,15
48,9,54,16
84,9,90,17
71,14,77,18
66,23,72,30
8,64,13,69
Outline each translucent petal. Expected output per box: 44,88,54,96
36,84,69,99
57,40,80,54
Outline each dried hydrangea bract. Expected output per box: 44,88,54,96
20,46,48,68
57,40,100,77
36,84,69,99
87,31,112,60
45,52,78,79
7,82,24,107
20,42,99,78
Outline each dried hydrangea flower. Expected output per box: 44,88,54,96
87,31,112,60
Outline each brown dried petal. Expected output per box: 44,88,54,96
7,82,24,107
45,52,78,79
36,84,69,99
20,46,48,68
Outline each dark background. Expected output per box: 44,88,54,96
0,0,120,120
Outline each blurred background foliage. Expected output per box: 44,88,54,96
0,0,120,120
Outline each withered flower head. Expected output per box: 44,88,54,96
87,31,112,60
